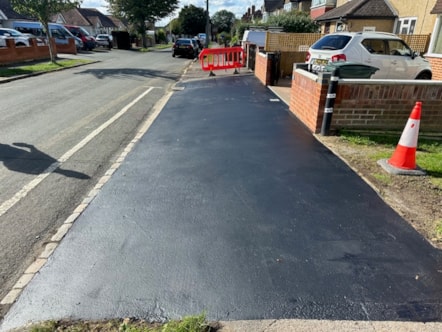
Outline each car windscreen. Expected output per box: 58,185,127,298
79,27,91,36
311,35,352,50
1,29,23,37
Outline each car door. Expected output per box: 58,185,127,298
385,39,416,79
360,38,391,79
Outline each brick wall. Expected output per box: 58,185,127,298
290,70,328,133
0,38,76,65
287,66,442,134
333,82,442,132
426,56,442,80
255,51,272,86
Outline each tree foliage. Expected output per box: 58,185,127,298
108,0,179,46
266,11,319,33
11,0,80,62
169,18,181,36
177,5,206,36
211,10,236,34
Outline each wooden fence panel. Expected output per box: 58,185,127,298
265,32,323,52
264,32,430,54
398,34,430,54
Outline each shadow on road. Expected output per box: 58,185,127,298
74,67,181,81
0,143,90,179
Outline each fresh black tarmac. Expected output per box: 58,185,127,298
1,74,442,331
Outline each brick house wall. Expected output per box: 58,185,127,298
421,56,442,80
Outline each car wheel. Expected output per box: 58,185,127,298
16,42,26,47
416,72,432,80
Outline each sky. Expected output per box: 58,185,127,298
81,0,260,26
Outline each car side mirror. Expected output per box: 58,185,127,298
412,51,419,59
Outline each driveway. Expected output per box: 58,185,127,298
1,73,442,331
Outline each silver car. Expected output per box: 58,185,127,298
305,31,432,80
0,28,30,47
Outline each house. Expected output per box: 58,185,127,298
107,15,128,32
53,7,117,36
425,0,442,79
310,0,337,19
262,0,285,22
241,5,263,23
313,0,438,35
313,0,397,34
262,0,312,22
283,0,312,12
388,0,437,35
0,0,33,28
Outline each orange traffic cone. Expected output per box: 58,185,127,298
378,101,425,175
388,101,422,170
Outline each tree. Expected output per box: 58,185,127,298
267,11,319,33
211,10,236,34
11,0,80,63
170,18,181,37
108,0,179,47
178,5,206,37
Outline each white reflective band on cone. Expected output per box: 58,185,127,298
398,119,420,147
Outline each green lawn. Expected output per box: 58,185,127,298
0,59,93,77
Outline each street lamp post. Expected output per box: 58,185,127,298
205,0,210,48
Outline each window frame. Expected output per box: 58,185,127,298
395,17,417,35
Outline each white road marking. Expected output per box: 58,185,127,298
0,87,155,218
1,88,174,306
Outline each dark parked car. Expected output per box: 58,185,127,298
172,38,198,59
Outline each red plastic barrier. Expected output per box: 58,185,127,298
199,47,244,73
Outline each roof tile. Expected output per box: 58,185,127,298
431,0,442,14
315,0,396,21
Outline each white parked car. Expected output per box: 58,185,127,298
305,31,432,80
0,28,30,47
95,34,113,49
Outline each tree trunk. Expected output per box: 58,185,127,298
42,22,57,63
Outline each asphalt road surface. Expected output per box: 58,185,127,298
0,48,189,320
1,70,442,331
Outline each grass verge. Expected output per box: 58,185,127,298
28,313,216,332
340,130,442,189
0,59,93,78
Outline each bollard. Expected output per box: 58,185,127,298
321,68,340,136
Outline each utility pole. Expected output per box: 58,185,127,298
205,0,210,48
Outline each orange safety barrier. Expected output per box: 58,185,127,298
199,47,244,75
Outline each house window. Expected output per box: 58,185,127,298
311,0,336,8
312,0,326,6
395,17,416,34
